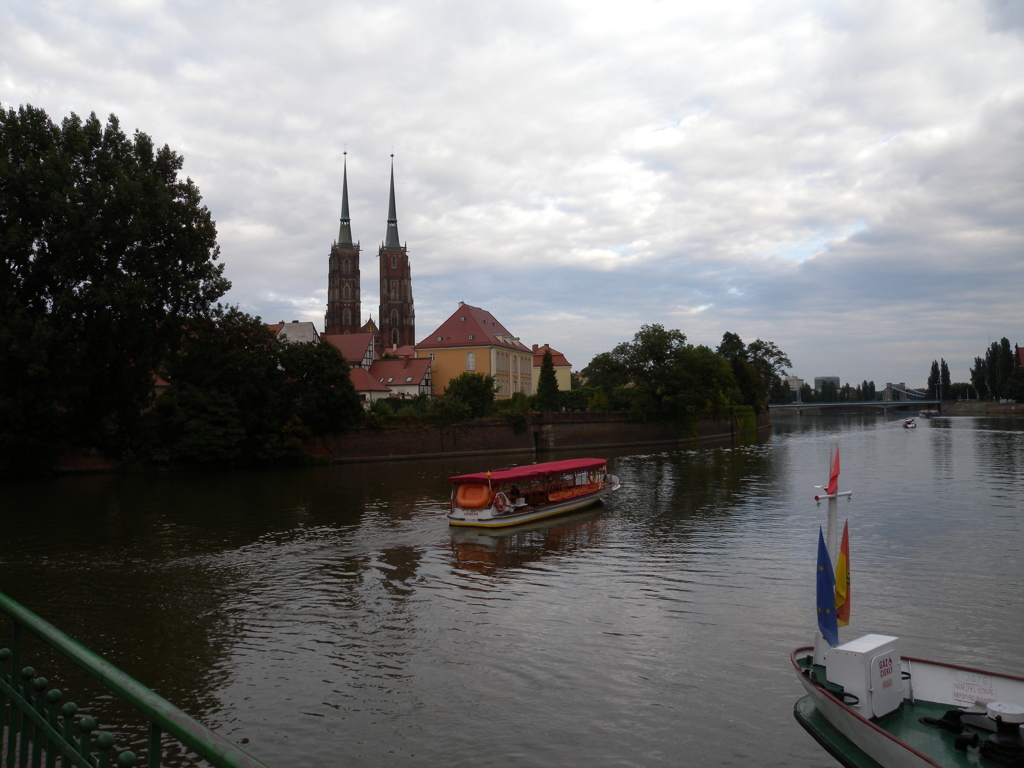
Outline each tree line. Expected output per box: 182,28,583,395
1,105,366,475
969,338,1023,401
1,104,797,475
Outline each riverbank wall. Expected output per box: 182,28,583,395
941,401,1022,417
315,411,772,464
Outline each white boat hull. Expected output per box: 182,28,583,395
448,475,620,528
793,646,1024,768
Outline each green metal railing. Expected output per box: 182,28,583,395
0,592,267,768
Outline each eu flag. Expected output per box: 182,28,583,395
816,527,840,647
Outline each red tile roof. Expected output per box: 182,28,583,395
417,304,530,352
531,343,571,368
348,366,391,392
369,358,431,386
321,333,376,365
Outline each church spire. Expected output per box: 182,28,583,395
338,152,353,246
384,154,401,248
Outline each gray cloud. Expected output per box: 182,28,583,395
3,0,1022,386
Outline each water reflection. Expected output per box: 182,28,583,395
448,509,608,576
2,415,1022,767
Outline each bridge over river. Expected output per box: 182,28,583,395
769,399,941,414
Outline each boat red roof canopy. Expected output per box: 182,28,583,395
448,458,607,485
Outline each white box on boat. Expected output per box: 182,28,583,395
827,634,903,718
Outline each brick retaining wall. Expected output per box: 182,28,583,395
316,412,771,463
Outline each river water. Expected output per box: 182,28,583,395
2,414,1022,767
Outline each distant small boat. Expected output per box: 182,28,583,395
447,458,619,528
903,418,917,428
919,409,939,418
793,445,1024,767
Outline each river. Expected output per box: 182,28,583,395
1,413,1022,766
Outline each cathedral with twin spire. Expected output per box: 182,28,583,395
324,155,415,357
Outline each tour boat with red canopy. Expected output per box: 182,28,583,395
447,458,620,528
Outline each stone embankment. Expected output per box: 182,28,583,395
941,401,1022,417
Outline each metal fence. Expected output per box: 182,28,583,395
0,592,267,768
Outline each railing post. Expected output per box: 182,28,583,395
45,689,62,768
19,667,34,767
0,648,10,768
61,701,78,760
79,715,97,767
148,722,162,768
31,675,47,767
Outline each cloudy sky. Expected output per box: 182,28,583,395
4,0,1023,386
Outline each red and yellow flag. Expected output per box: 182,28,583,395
825,450,840,496
835,520,851,627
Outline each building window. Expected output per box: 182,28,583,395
343,284,351,300
343,259,351,275
391,255,397,269
429,353,436,360
391,328,399,346
391,310,399,327
466,351,476,371
343,308,351,326
468,334,474,340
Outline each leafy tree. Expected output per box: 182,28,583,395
819,380,839,403
442,372,496,419
971,356,989,400
141,307,291,465
580,351,630,391
1006,369,1024,402
746,339,793,400
729,357,767,413
1,105,228,473
927,360,940,400
716,331,747,362
861,380,876,401
534,349,561,411
940,359,951,400
279,340,362,435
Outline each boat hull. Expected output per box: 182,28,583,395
792,647,1024,768
448,477,619,528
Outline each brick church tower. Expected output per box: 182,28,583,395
324,153,361,335
378,156,415,352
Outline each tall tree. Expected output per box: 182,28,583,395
716,331,746,361
940,359,951,400
534,349,561,411
971,356,989,400
927,360,940,400
1,105,228,473
746,338,793,401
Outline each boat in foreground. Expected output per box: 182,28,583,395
793,645,1024,768
447,457,620,528
793,445,1024,768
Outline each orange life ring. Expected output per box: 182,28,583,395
493,492,511,513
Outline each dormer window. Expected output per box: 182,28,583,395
460,316,465,322
437,335,442,341
468,334,474,340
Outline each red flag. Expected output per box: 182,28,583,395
825,450,840,495
835,520,850,627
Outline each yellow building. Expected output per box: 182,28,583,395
532,344,573,392
416,303,533,398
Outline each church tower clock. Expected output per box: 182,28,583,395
324,153,361,335
377,156,415,353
